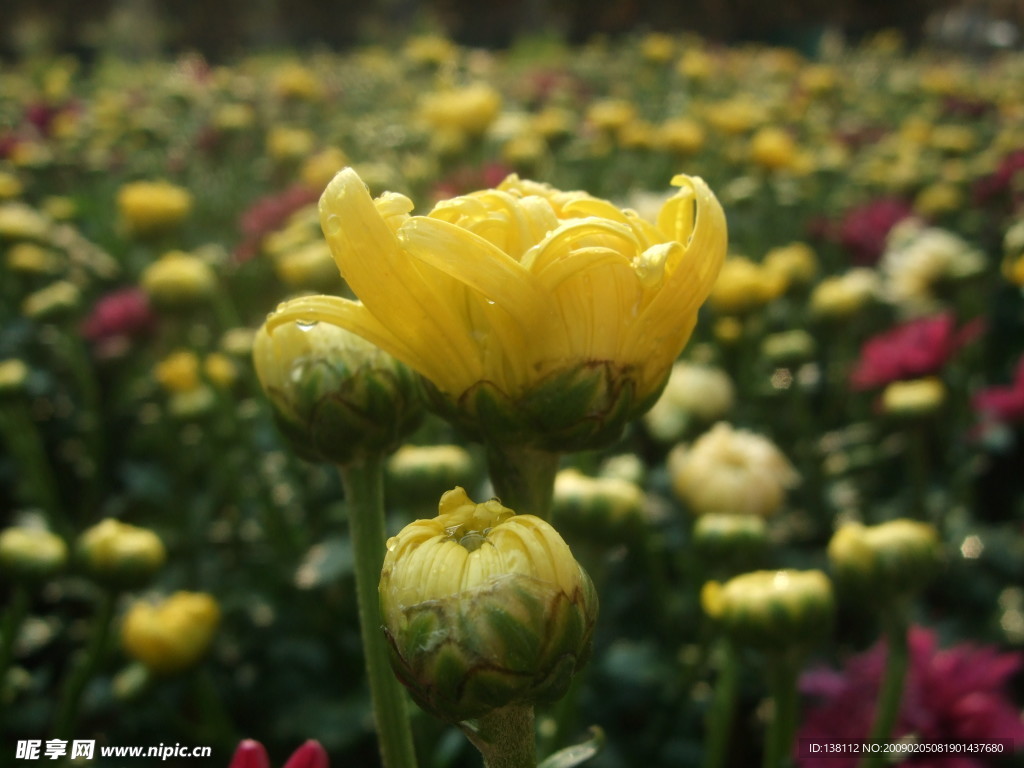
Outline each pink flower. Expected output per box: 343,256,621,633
227,740,328,768
80,287,156,344
838,198,915,266
973,150,1024,208
797,626,1024,768
850,313,983,391
972,356,1024,424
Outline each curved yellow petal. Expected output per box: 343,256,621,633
265,294,476,393
318,168,481,376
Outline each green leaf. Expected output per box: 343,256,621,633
538,726,605,768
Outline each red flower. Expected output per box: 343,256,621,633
972,356,1024,424
797,626,1024,768
850,313,982,390
972,150,1024,208
227,740,328,768
838,198,915,266
80,287,156,344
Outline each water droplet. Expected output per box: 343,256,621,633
295,319,319,332
485,298,496,305
323,214,341,236
459,532,486,552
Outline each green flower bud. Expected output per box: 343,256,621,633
761,329,816,366
253,319,423,465
692,513,768,569
380,487,598,723
0,359,30,396
77,519,166,589
701,569,834,651
828,519,941,601
0,527,68,583
552,468,646,544
386,444,478,511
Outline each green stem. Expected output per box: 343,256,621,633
907,424,929,521
858,612,909,768
485,444,560,521
703,640,740,768
0,402,69,537
762,653,800,768
338,458,418,768
462,704,537,768
0,585,31,726
53,589,118,740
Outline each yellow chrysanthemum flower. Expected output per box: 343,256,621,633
267,168,726,449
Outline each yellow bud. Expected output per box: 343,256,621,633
6,242,61,274
828,519,941,601
141,251,217,305
121,592,220,675
810,269,880,319
763,242,817,287
0,527,67,582
155,350,201,393
380,487,597,722
881,377,945,417
77,519,166,589
0,202,50,241
552,468,646,543
750,127,798,171
0,359,30,395
117,181,192,237
386,444,477,510
702,569,834,650
710,257,784,315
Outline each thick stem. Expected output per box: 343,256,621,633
338,458,418,768
859,612,909,768
485,444,560,521
53,589,118,740
463,704,537,768
703,640,741,768
762,653,800,768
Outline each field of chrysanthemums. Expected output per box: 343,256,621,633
2,29,1024,768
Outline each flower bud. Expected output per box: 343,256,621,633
121,591,220,675
0,359,30,396
880,377,945,417
552,468,646,544
828,519,941,601
380,487,598,722
761,329,816,366
386,444,477,510
117,180,193,237
0,527,67,583
692,513,768,569
141,250,217,305
668,422,799,518
701,569,834,651
77,519,166,589
253,318,423,465
642,361,735,443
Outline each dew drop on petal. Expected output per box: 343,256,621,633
323,214,342,236
295,319,319,332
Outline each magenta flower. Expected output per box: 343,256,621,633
797,626,1024,768
972,356,1024,425
839,198,915,266
227,739,328,768
850,313,982,391
80,287,156,345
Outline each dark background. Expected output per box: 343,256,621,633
3,0,1022,60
